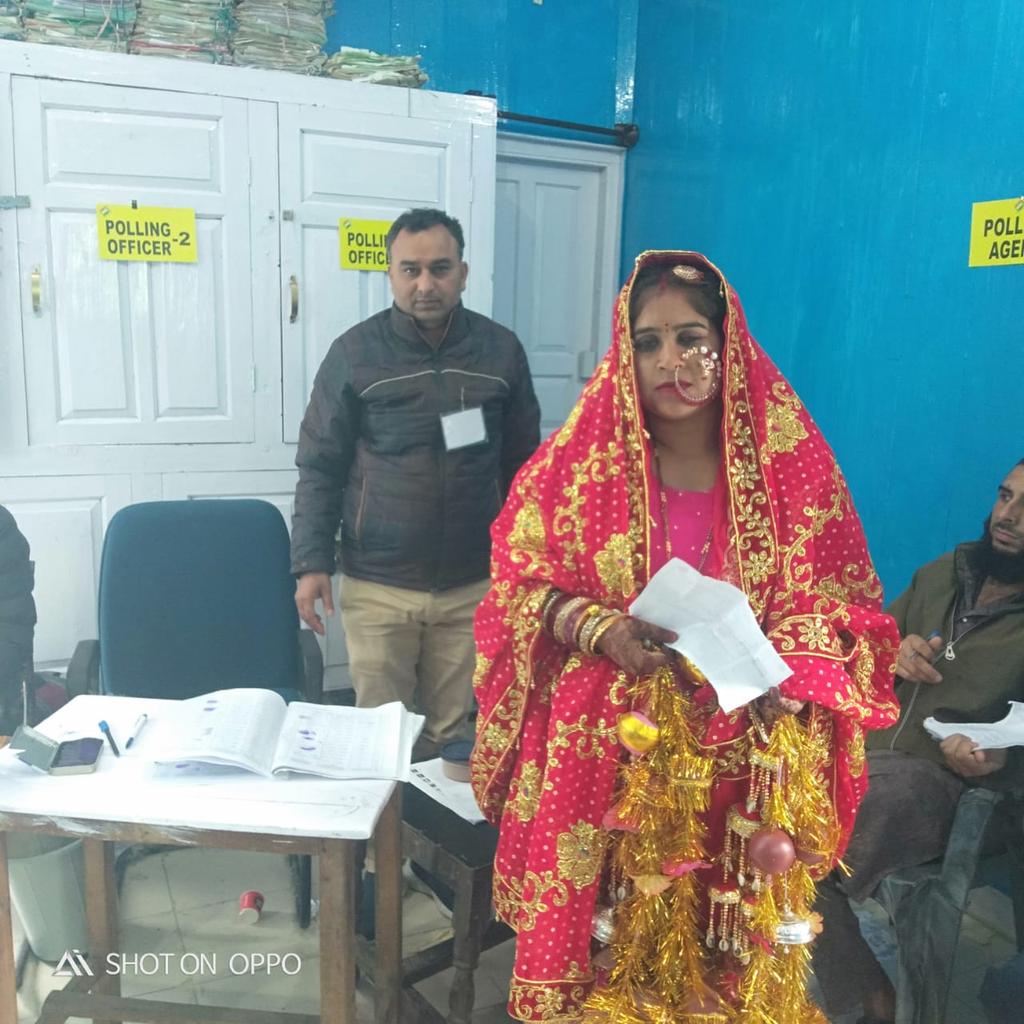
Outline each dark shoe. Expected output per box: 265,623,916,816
356,871,375,940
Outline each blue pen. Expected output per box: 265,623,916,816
98,720,120,757
125,714,148,750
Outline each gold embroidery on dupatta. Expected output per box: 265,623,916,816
593,533,636,598
547,715,618,767
846,724,866,779
509,501,547,553
509,971,591,1023
555,821,607,889
764,381,809,455
816,564,885,605
500,869,570,933
551,443,622,574
472,652,492,690
472,586,546,815
722,311,778,619
508,759,545,822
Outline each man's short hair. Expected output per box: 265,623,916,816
386,208,465,262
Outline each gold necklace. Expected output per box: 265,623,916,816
653,446,714,570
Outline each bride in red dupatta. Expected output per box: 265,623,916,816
472,251,899,1024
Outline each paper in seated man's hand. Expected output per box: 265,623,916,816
595,616,678,677
896,633,944,684
295,571,334,636
939,733,1008,778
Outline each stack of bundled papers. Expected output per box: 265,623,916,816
232,0,331,74
0,1,22,40
323,47,428,88
21,0,137,51
129,0,235,63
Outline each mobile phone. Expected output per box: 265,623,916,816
49,736,104,775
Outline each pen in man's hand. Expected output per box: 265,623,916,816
125,714,149,750
98,720,120,757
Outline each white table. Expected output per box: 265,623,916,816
0,695,403,1024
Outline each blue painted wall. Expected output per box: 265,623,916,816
325,0,625,127
623,0,1024,598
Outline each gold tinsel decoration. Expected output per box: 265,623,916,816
583,668,834,1024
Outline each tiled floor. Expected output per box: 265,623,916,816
12,846,1016,1023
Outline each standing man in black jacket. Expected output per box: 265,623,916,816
291,208,540,759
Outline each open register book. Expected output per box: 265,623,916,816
146,688,424,781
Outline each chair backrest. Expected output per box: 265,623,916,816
98,500,300,699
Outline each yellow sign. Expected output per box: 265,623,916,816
339,218,391,272
97,204,198,263
969,198,1024,267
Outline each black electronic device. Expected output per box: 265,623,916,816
9,724,103,775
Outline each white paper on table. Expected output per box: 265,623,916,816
409,758,486,824
628,558,792,713
923,702,1024,750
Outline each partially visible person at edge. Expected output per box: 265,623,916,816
813,460,1024,1024
290,207,540,760
470,250,900,1023
0,504,36,736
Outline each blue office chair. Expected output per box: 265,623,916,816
67,499,323,927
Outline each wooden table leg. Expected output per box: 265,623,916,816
447,869,494,1024
374,788,402,1024
321,838,356,1024
0,833,18,1024
82,838,120,1024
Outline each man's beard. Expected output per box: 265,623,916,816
976,517,1024,585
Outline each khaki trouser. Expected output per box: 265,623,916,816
338,574,489,759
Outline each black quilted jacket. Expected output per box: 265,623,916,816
290,304,540,591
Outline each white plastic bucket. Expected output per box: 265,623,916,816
7,835,88,963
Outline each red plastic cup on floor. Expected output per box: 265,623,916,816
239,890,264,923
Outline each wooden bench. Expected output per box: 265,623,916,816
357,783,514,1024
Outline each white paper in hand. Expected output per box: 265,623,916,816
923,702,1024,750
628,558,792,713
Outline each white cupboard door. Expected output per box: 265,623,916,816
494,137,624,435
279,105,475,443
12,78,259,446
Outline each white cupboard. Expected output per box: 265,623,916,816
0,42,496,682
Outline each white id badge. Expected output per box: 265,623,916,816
441,407,486,450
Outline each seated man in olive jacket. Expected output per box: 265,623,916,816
812,458,1024,1024
0,505,36,736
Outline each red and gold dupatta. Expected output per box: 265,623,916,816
472,251,898,1023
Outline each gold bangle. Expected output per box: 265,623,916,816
575,607,607,652
569,602,603,647
539,586,562,628
579,609,617,655
585,612,623,656
552,596,589,645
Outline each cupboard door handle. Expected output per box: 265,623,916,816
289,275,299,323
31,266,41,314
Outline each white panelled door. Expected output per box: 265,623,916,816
12,78,264,446
279,104,477,444
494,135,625,435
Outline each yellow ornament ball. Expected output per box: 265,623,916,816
617,711,660,754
